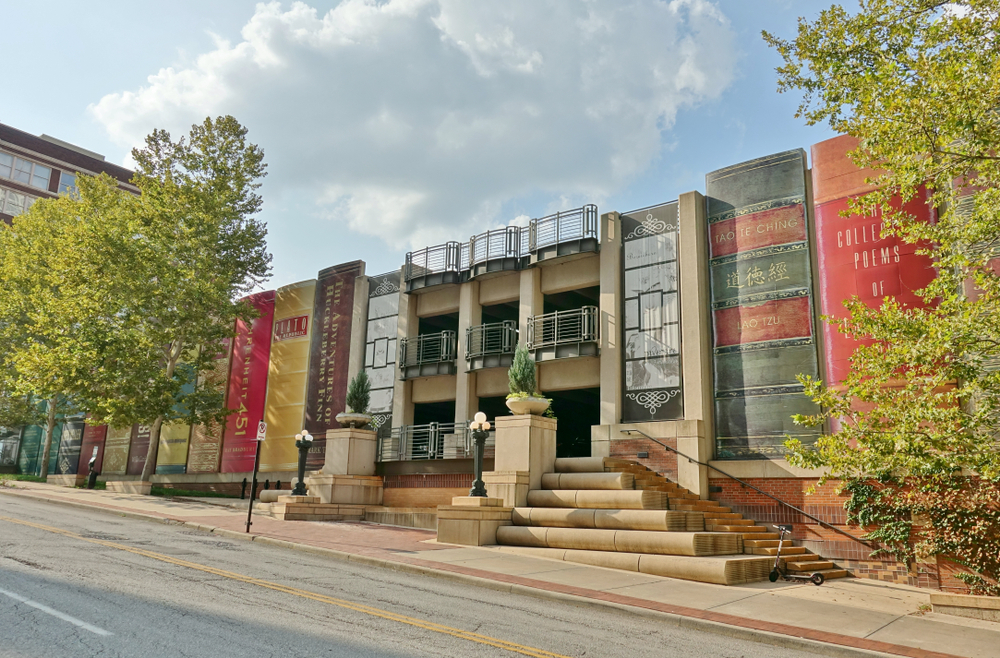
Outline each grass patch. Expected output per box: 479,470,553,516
0,473,46,483
75,480,106,490
150,486,238,499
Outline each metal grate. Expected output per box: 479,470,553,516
399,331,457,367
377,421,496,461
466,321,518,360
527,306,599,350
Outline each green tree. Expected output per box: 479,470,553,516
82,116,271,482
765,1,1000,593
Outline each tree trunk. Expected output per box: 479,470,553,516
139,415,164,483
38,397,57,479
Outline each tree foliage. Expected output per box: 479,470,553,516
765,1,1000,593
507,344,539,397
345,370,371,415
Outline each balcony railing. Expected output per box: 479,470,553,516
398,331,457,379
530,204,598,253
466,321,518,370
527,306,599,361
377,421,496,461
403,204,598,289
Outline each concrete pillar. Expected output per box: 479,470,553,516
487,415,556,507
455,281,481,424
392,286,417,426
346,275,370,389
678,191,714,496
518,267,543,349
599,212,622,428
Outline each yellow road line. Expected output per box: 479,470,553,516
0,515,571,658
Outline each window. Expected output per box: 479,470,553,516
0,188,35,216
0,152,53,190
58,172,77,195
31,164,51,190
12,158,32,185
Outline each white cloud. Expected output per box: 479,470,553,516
90,0,736,250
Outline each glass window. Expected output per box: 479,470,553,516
31,164,50,190
58,172,77,195
12,158,32,185
0,152,11,179
3,190,25,215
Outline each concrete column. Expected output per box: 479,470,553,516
391,286,417,426
488,414,556,506
346,274,370,389
599,212,622,428
678,190,714,495
518,267,543,348
455,281,481,424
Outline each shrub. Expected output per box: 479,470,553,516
346,369,371,415
507,344,538,398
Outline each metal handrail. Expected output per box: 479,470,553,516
527,306,599,350
403,204,598,282
377,421,495,461
399,331,457,367
620,428,872,549
466,321,518,360
530,204,598,251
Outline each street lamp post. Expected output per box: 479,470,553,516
292,430,314,496
468,412,491,497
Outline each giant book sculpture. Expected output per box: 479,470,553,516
705,150,822,459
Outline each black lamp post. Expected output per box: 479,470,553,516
468,412,491,497
292,430,314,496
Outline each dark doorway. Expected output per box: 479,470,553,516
543,286,599,314
413,400,456,426
545,387,599,458
476,396,510,425
481,302,519,324
418,312,459,335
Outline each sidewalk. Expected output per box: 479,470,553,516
2,481,997,658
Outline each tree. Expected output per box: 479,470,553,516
0,175,131,477
764,1,1000,593
80,116,271,482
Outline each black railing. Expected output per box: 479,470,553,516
403,204,598,283
377,421,495,461
399,331,457,368
466,321,518,361
530,204,598,251
527,306,599,350
620,428,872,549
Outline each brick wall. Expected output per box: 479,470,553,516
610,437,678,482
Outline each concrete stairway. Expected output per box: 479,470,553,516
494,456,848,585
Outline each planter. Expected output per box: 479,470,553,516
106,480,152,495
930,592,1000,622
336,412,372,429
505,396,551,415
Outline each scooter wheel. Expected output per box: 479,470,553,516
769,569,780,582
810,573,825,586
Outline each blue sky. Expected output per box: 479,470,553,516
4,0,839,289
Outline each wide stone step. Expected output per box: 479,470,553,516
526,489,668,510
754,546,806,556
744,540,780,548
541,472,635,490
512,508,704,532
496,526,741,556
815,569,850,579
708,525,767,533
554,457,608,473
787,559,835,571
742,532,780,540
703,512,744,521
782,554,822,563
495,546,773,585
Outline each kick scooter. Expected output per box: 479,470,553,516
768,524,825,585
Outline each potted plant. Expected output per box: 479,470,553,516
505,344,550,415
336,370,372,429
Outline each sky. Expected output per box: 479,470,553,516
3,0,840,289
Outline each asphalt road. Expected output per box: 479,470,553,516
0,494,823,658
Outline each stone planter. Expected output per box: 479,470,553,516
930,592,1000,622
335,412,372,429
505,396,550,415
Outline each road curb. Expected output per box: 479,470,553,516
1,486,932,658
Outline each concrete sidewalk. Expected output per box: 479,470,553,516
2,481,997,658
